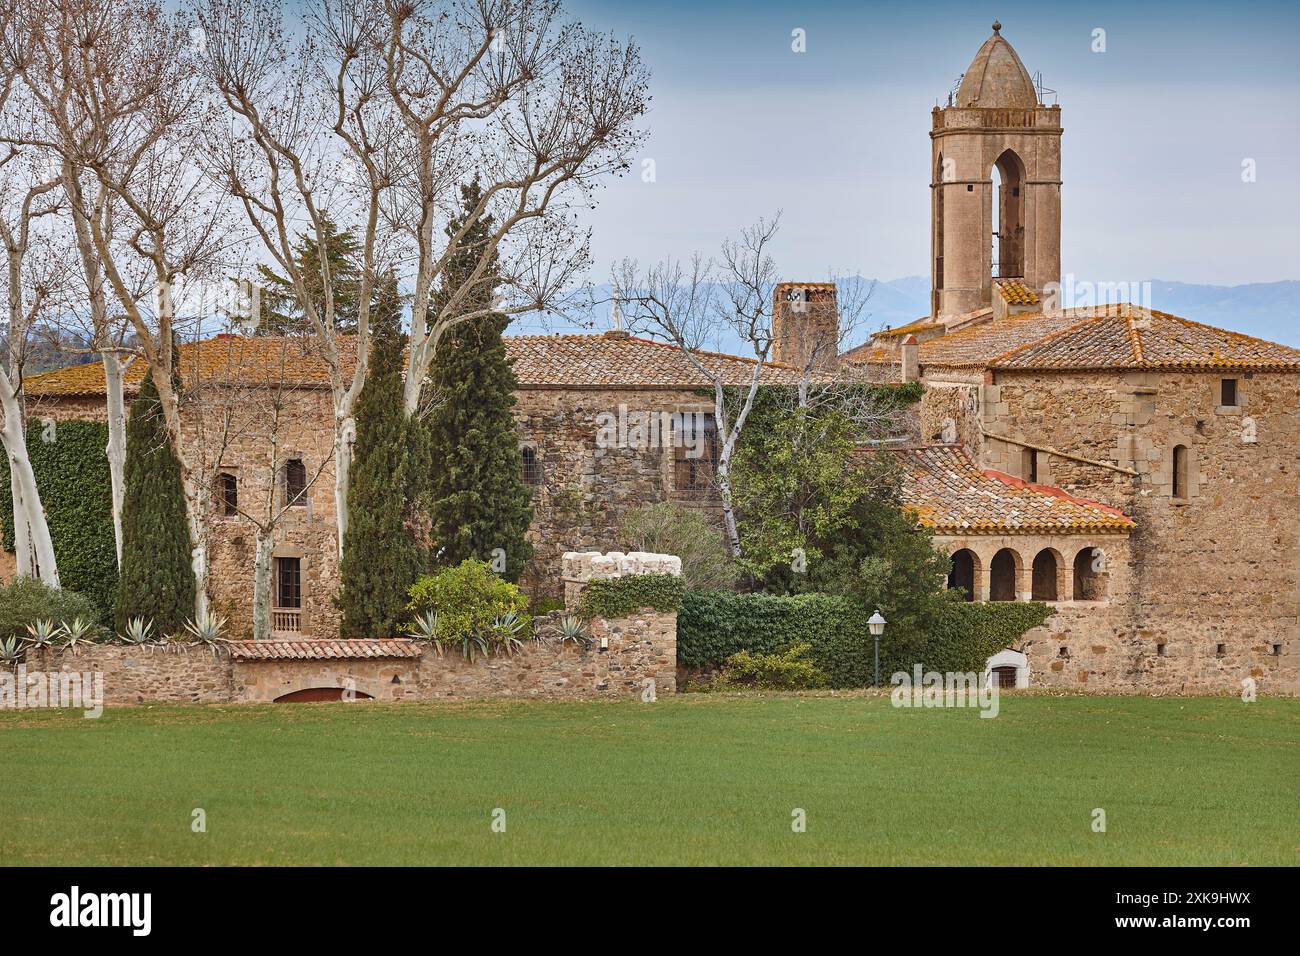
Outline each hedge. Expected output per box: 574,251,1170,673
0,420,117,625
579,573,685,618
678,590,1054,688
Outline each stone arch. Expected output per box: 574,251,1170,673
1031,548,1062,601
985,648,1030,688
989,547,1021,602
274,687,375,704
948,547,979,601
1073,547,1107,601
992,148,1026,278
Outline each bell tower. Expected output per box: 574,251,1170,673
930,22,1061,318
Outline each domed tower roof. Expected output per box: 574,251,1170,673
955,21,1038,108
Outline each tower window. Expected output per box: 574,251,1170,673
274,557,302,609
1220,378,1238,407
284,458,307,506
1022,448,1037,483
966,184,973,192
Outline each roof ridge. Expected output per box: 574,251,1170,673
987,311,1113,366
1146,308,1300,356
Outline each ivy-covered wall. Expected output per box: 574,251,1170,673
0,420,117,623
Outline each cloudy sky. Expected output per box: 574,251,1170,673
564,0,1300,288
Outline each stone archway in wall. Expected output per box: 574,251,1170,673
985,648,1030,688
274,687,375,703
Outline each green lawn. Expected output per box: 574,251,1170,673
0,693,1295,865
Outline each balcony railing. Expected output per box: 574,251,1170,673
271,608,301,636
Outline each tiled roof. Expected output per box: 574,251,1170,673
863,316,941,342
900,444,1135,535
992,306,1300,371
995,279,1039,305
919,310,1086,368
225,639,424,660
24,332,805,397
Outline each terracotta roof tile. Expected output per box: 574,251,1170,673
226,639,424,661
899,444,1135,535
995,278,1039,305
24,332,807,397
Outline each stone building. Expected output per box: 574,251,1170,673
13,23,1300,694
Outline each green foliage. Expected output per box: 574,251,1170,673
618,502,736,590
530,596,566,615
714,641,828,691
0,577,100,641
678,589,1053,688
422,179,532,581
0,419,117,623
253,218,363,335
404,559,531,653
114,372,195,634
337,274,427,637
578,574,684,618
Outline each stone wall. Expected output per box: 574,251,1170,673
10,553,680,706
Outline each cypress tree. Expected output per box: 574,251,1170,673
336,274,425,637
423,179,533,580
114,371,195,634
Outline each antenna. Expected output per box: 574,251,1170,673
1033,71,1057,105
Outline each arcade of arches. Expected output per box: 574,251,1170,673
943,537,1117,603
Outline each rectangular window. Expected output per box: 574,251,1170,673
520,445,542,486
1220,378,1238,407
216,472,238,517
674,414,719,498
284,458,307,507
1172,444,1189,500
1022,448,1038,483
274,557,302,609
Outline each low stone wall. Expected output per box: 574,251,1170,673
10,552,681,708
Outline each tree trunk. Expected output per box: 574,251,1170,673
0,379,59,585
9,468,32,577
251,526,274,641
102,353,127,565
333,408,355,559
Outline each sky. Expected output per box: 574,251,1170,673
560,0,1300,288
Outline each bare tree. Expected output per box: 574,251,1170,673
0,61,64,585
197,0,649,565
9,0,233,613
613,218,781,557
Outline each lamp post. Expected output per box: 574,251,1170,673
867,610,887,688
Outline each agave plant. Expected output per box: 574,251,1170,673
455,632,490,663
0,636,25,666
60,617,100,648
118,617,155,646
182,611,226,644
556,614,590,648
404,610,441,642
490,610,529,657
24,618,64,649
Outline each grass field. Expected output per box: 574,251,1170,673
0,693,1295,866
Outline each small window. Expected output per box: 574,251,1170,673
1058,646,1070,659
1172,445,1189,500
274,556,301,609
216,472,238,517
1157,643,1168,658
1220,378,1237,407
284,458,307,506
966,184,974,192
1270,644,1282,657
1215,643,1227,657
1022,448,1038,483
520,446,541,486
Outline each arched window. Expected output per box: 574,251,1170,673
215,472,238,517
1031,549,1059,601
989,548,1020,602
934,152,945,310
1172,444,1189,499
992,150,1025,278
520,445,541,486
1073,548,1106,601
948,548,978,602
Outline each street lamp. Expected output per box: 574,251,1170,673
867,610,887,688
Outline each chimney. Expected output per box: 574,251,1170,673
901,334,919,382
771,282,839,369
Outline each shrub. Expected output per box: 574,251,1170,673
679,589,1054,688
579,573,684,618
618,502,737,590
404,559,531,653
0,578,101,642
715,642,828,691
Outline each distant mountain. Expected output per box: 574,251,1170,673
514,277,1300,352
